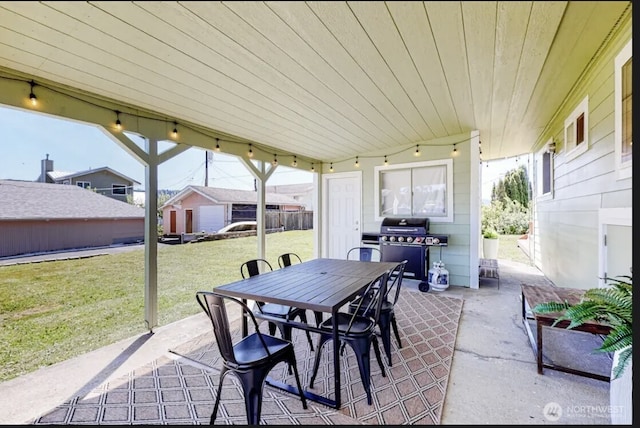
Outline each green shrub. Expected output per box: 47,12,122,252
482,197,529,235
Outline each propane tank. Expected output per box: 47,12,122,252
428,261,450,292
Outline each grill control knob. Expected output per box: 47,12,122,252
390,236,396,242
433,238,440,245
406,237,413,243
398,236,405,242
381,236,387,241
414,237,422,243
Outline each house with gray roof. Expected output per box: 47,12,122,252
0,179,145,258
37,154,140,203
160,185,306,235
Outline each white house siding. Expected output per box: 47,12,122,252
532,15,632,290
0,219,144,258
334,132,473,288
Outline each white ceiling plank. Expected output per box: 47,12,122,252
81,1,365,157
348,1,443,139
388,1,461,137
486,1,532,160
461,1,497,157
500,1,567,158
307,1,424,142
223,1,401,150
423,2,475,135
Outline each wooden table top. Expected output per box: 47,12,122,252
215,258,399,314
521,284,612,333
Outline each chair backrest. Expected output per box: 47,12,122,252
278,252,302,268
196,291,272,366
240,258,273,278
346,269,389,331
385,260,408,306
346,246,381,262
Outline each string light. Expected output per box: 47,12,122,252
215,138,220,152
172,122,178,139
292,155,297,167
414,145,421,157
354,156,359,167
28,80,37,106
310,162,315,172
115,110,122,130
272,154,278,166
384,155,388,166
248,144,253,158
329,162,334,172
452,144,458,157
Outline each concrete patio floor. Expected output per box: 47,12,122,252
0,258,613,425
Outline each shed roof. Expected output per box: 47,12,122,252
0,180,145,220
162,185,304,208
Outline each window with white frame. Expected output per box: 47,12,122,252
374,159,453,222
76,181,91,189
112,184,127,195
614,39,632,180
536,141,553,200
564,96,589,161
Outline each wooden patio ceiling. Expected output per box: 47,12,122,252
0,1,631,162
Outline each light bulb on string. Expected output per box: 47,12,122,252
414,145,421,157
329,162,334,172
172,122,178,139
354,156,359,168
215,138,221,152
310,163,315,172
248,144,253,158
452,144,458,157
384,155,388,166
292,156,297,167
272,154,278,166
28,80,37,106
115,111,122,131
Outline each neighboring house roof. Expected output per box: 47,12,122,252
0,180,145,220
266,183,314,195
48,167,140,184
161,185,304,209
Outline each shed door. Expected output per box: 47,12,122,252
169,211,177,234
199,205,225,233
185,210,193,233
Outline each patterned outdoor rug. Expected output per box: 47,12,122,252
170,288,464,425
30,288,462,425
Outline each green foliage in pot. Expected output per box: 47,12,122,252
533,275,632,379
483,228,499,239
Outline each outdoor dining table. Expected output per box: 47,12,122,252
214,257,399,409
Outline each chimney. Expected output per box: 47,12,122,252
40,154,53,182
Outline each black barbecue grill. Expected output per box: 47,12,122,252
379,217,448,292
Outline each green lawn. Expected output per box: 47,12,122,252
0,230,314,382
0,230,531,382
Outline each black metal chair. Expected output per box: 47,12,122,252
309,269,389,405
277,252,302,268
349,259,408,366
346,246,381,262
241,258,314,351
196,291,307,425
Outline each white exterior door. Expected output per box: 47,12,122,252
322,171,362,259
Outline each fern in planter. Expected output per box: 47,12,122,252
533,275,632,379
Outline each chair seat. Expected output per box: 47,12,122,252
261,303,298,318
233,333,291,365
320,312,375,335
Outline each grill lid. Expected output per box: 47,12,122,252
380,217,429,234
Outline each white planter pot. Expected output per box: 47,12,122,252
610,348,632,424
482,238,499,259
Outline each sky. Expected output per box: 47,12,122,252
0,104,524,199
0,105,313,192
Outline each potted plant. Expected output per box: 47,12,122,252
533,275,632,423
482,227,499,259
